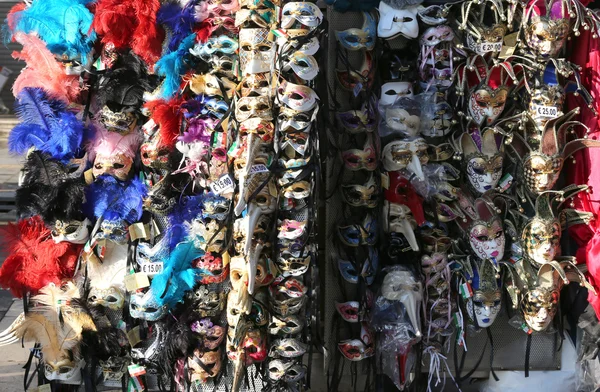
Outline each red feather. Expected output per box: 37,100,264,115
0,216,81,298
195,22,213,44
6,3,26,32
92,0,137,49
131,0,165,66
144,98,184,150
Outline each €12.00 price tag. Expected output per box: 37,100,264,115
140,261,163,276
210,174,235,195
477,41,502,54
532,104,559,118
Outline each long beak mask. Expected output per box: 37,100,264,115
235,132,261,216
407,153,424,181
381,270,423,337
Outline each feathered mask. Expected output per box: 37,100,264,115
84,175,147,224
158,1,198,52
8,0,97,63
92,0,165,66
0,216,81,297
0,282,96,380
87,124,142,163
11,33,82,103
9,87,86,162
17,151,87,225
154,33,197,99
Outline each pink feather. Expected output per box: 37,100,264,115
12,33,83,104
87,122,142,162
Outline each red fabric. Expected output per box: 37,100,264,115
0,216,81,298
566,29,600,318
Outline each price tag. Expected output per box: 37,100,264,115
140,261,164,276
381,173,390,190
476,41,503,54
127,326,142,347
499,32,518,59
129,223,148,241
532,104,559,118
124,273,150,292
210,174,235,195
250,164,269,174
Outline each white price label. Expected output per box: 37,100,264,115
477,41,503,54
533,104,559,118
140,261,164,276
250,164,269,174
210,174,235,195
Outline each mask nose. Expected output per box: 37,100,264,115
398,218,419,252
401,292,422,337
407,153,424,181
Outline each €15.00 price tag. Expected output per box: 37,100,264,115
140,261,164,276
532,104,559,118
477,41,502,54
210,174,235,195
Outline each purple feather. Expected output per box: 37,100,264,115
158,2,197,52
84,176,148,223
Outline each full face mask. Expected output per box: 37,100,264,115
461,258,501,328
381,268,423,337
379,82,414,106
130,288,169,321
239,28,276,75
381,138,429,180
455,57,517,126
419,95,453,138
523,0,570,58
382,201,421,252
51,218,91,244
335,12,376,51
377,3,419,40
459,128,504,194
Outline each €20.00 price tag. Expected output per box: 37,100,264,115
532,104,559,118
477,41,502,54
210,174,235,195
140,261,164,276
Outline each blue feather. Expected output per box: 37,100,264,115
9,88,84,161
155,33,196,99
83,176,148,223
150,240,202,307
158,2,197,52
12,0,96,63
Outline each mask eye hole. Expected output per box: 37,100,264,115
345,35,359,43
146,307,158,313
113,163,125,169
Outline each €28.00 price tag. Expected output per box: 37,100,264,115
477,41,503,54
140,261,163,276
210,174,235,195
532,104,559,118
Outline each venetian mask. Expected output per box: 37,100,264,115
188,349,223,383
468,86,509,126
45,358,84,383
381,138,429,180
94,219,128,244
335,12,376,51
239,28,276,75
341,174,379,208
463,259,501,328
458,0,507,54
522,217,561,265
522,286,559,331
342,134,378,172
377,3,419,40
381,268,423,337
337,214,378,247
524,0,570,58
129,289,168,321
382,201,419,252
383,101,421,138
461,129,504,194
92,153,134,181
51,218,91,244
192,285,227,317
98,105,137,134
281,2,323,29
379,82,414,106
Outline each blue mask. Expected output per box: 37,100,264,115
338,259,358,283
335,12,376,51
203,194,231,221
190,35,239,58
130,289,168,321
203,98,229,119
361,247,378,285
337,214,378,247
95,219,128,244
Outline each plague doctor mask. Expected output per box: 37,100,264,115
381,138,429,180
381,267,423,337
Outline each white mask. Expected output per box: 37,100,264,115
380,82,414,106
377,3,419,39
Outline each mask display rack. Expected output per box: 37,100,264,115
0,0,600,391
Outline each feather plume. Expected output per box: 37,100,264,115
0,217,80,297
83,176,147,224
4,3,25,32
11,0,96,63
154,33,196,99
12,33,82,103
92,0,137,49
16,151,87,224
9,88,84,161
156,321,193,379
15,313,78,363
144,97,184,149
86,123,142,162
158,2,197,52
131,0,165,66
149,240,201,308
